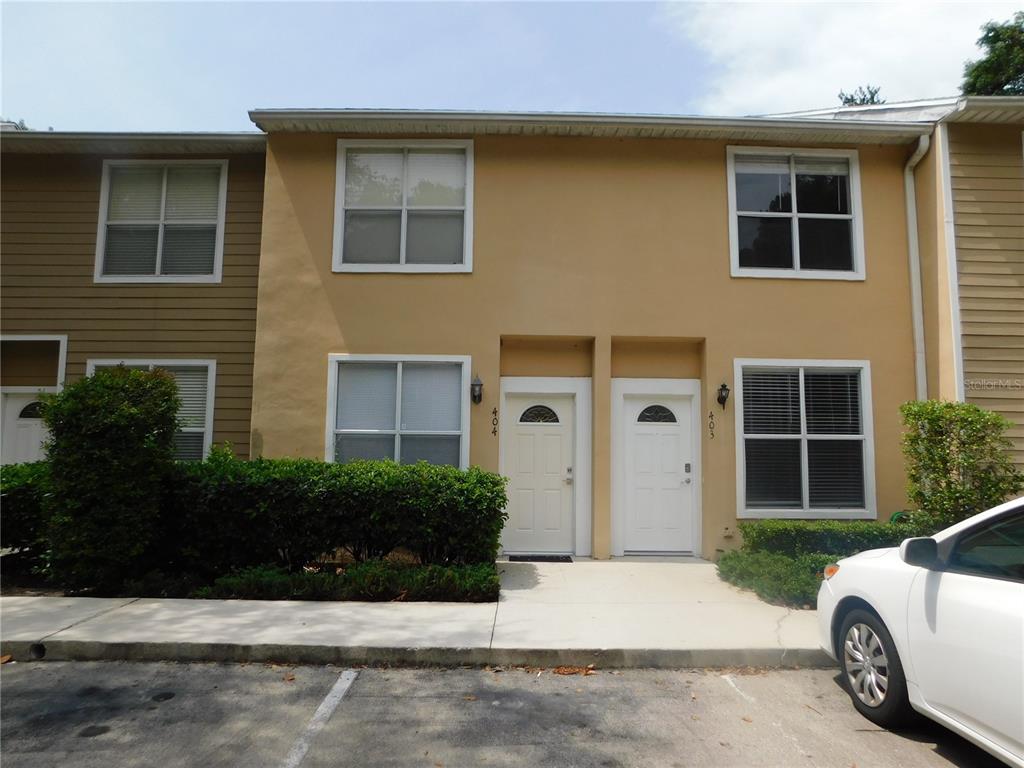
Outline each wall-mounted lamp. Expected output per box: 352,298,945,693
471,375,484,405
716,383,731,409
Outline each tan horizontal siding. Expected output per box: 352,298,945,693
0,151,265,458
949,123,1024,466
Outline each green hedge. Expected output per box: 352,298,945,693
162,450,508,580
1,449,508,594
718,551,836,606
42,366,181,591
191,562,500,602
737,518,933,558
721,517,940,607
0,461,50,554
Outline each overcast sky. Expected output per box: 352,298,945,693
1,1,1017,132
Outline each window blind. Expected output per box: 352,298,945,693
101,163,222,278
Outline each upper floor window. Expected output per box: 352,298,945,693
727,148,865,280
333,140,473,273
94,160,227,283
734,359,875,519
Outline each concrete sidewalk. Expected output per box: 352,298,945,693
0,561,828,668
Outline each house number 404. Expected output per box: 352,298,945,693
492,408,499,436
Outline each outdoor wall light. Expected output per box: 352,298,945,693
717,383,731,409
471,375,484,404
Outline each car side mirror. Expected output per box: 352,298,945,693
900,537,939,569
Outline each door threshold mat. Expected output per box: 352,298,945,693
508,555,573,563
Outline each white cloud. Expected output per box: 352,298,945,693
660,1,1019,115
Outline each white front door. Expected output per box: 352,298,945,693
502,394,575,554
1,394,48,465
623,396,695,553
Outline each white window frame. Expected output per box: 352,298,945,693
85,358,217,458
0,334,68,394
94,159,229,284
332,140,474,273
325,354,472,468
726,146,866,281
733,358,876,520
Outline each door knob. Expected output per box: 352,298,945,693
682,478,692,485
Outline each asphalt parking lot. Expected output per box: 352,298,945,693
0,661,1003,768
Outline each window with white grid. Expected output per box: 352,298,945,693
333,141,473,272
727,147,865,280
95,160,227,282
735,360,875,518
328,356,470,467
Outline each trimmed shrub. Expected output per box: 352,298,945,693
901,400,1023,528
164,449,340,579
193,561,500,602
738,518,931,558
42,367,180,592
0,461,50,554
718,550,835,606
165,452,508,579
400,463,509,565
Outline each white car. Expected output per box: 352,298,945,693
818,497,1024,768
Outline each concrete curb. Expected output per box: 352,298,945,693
1,640,833,669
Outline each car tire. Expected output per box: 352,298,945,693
837,608,913,728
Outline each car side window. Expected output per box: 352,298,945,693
948,510,1024,582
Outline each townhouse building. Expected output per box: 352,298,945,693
2,98,1021,559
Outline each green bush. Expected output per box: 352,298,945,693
164,450,340,579
165,451,509,579
738,518,931,557
901,400,1023,528
718,550,836,606
42,366,180,592
193,561,500,602
0,461,50,554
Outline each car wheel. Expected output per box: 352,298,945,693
838,609,913,728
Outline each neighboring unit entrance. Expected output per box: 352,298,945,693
1,395,48,465
612,379,701,556
501,394,575,554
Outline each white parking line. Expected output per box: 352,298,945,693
721,673,756,703
281,669,358,768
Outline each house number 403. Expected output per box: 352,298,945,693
708,411,716,439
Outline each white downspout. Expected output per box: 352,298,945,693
904,134,930,401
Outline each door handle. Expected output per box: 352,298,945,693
565,467,573,485
682,478,692,485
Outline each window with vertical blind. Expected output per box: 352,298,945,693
333,141,473,272
327,355,471,467
95,160,227,282
85,359,216,460
734,359,875,519
727,147,865,280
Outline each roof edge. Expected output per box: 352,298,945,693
247,108,933,138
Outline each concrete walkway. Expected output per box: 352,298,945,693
0,561,827,668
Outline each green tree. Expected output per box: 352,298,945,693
900,400,1023,529
962,12,1024,95
42,367,180,591
838,85,885,106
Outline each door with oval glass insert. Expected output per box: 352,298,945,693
501,394,574,553
1,394,48,465
624,397,694,552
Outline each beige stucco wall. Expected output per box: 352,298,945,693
252,133,920,557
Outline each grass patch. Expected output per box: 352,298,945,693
188,561,500,602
